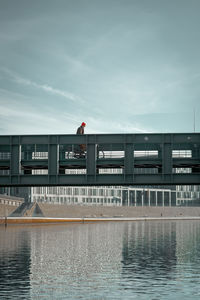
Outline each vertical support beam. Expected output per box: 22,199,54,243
162,140,172,182
48,136,58,183
192,146,200,173
11,145,20,175
124,142,134,181
86,136,96,182
48,144,58,174
10,136,20,177
158,148,162,174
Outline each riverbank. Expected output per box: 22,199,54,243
1,215,200,225
38,203,200,218
1,203,200,225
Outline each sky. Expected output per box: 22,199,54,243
0,0,200,135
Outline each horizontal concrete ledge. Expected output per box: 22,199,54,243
1,216,200,225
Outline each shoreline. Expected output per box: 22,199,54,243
2,203,200,225
1,215,200,225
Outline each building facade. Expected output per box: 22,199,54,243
31,185,177,207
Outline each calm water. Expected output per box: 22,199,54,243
1,221,200,299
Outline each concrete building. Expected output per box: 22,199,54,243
30,185,176,207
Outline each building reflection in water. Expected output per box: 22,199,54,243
1,221,200,299
0,226,31,299
121,222,177,283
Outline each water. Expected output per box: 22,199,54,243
1,221,200,299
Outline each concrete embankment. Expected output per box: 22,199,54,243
0,204,20,217
38,203,200,218
1,203,200,225
1,215,200,225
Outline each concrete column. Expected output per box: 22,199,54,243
127,189,130,206
142,190,144,207
169,191,171,206
135,190,136,207
149,190,151,206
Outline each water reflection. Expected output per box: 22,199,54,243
0,226,31,299
1,221,200,299
28,223,123,299
122,222,177,279
121,221,200,299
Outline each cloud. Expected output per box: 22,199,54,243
0,67,84,103
0,88,151,134
84,116,151,134
0,87,91,134
0,101,78,135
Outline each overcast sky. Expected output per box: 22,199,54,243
0,0,200,135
